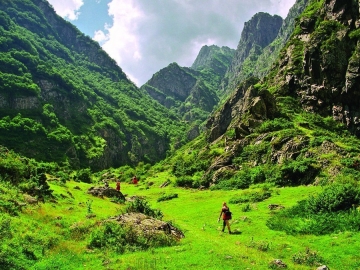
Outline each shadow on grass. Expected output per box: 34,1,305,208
230,231,242,235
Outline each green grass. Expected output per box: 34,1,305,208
5,175,356,269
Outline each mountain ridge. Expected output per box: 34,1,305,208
0,0,189,170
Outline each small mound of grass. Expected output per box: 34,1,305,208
229,189,272,204
157,193,178,202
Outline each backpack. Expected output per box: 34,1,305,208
225,209,232,220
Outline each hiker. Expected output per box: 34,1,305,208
218,202,232,234
132,175,138,184
116,180,121,191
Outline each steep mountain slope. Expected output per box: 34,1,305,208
0,0,188,170
269,0,360,134
166,0,360,190
191,45,235,93
141,63,218,126
222,12,283,94
250,0,310,79
141,46,234,130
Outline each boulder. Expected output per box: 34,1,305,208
87,186,125,201
109,212,185,240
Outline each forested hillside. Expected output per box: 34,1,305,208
0,0,189,170
141,45,234,133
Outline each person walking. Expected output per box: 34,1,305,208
218,202,232,234
116,180,121,192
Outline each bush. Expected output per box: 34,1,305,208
266,158,319,186
229,189,271,204
126,198,163,220
88,221,176,253
75,168,92,183
175,176,195,188
241,204,251,212
267,183,360,235
211,170,252,190
254,118,293,133
306,183,360,214
292,248,324,266
210,177,251,190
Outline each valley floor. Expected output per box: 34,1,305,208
25,174,360,270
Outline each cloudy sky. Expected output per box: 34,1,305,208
47,0,296,86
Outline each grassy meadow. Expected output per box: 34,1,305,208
12,171,360,270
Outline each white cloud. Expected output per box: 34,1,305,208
93,30,109,43
101,0,144,81
50,0,296,86
47,0,84,20
270,0,297,18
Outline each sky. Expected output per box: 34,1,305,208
47,0,296,86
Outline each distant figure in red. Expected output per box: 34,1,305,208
116,180,121,191
132,176,138,184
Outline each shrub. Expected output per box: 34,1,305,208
229,189,271,204
88,221,176,253
267,183,360,235
126,198,163,220
246,239,270,252
241,204,251,212
292,248,324,266
254,118,293,133
248,166,266,184
75,168,92,183
210,177,251,190
88,222,146,253
306,183,360,214
175,176,195,188
266,158,319,186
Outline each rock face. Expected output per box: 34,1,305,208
251,0,310,79
200,0,360,186
143,63,198,105
191,45,235,77
142,45,234,126
206,77,277,142
272,0,360,135
142,62,219,123
222,12,283,94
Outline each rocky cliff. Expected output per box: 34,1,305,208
142,45,234,129
141,63,218,142
250,0,310,80
191,45,235,78
173,0,360,188
222,12,283,95
270,0,360,134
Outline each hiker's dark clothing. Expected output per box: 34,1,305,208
221,206,231,220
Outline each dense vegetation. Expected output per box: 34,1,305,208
1,0,360,269
0,0,189,170
141,46,235,127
